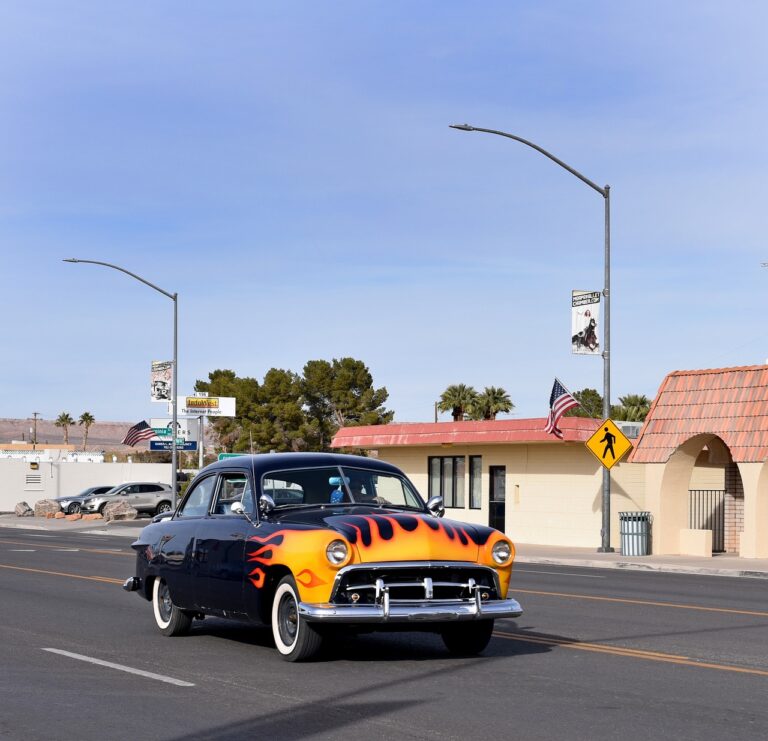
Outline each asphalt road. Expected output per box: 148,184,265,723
2,526,768,741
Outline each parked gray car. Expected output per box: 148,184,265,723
54,486,114,514
81,482,174,516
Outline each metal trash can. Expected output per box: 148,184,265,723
619,511,651,556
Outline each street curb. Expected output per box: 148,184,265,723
0,520,144,538
515,556,768,579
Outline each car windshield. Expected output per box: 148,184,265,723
102,486,123,496
262,466,425,510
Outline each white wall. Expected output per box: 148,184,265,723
0,459,172,512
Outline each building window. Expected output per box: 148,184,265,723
428,456,465,508
469,456,482,509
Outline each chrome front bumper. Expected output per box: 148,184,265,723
298,595,523,623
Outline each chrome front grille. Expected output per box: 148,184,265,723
330,562,500,605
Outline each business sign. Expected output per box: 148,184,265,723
170,396,236,418
150,418,198,443
571,290,601,355
150,440,197,452
218,452,248,461
585,419,633,470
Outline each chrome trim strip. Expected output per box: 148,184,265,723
297,598,523,623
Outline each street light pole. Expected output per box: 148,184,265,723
63,258,180,508
450,123,614,552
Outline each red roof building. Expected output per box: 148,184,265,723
331,417,601,450
631,365,768,464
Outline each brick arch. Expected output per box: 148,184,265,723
654,434,725,553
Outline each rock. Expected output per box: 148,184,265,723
54,511,66,519
65,513,82,521
14,502,34,517
102,500,138,522
34,499,61,518
82,513,102,521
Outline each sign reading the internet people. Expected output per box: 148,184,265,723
168,396,236,417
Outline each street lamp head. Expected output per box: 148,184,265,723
63,258,80,263
449,123,475,131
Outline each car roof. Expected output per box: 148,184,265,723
201,452,403,478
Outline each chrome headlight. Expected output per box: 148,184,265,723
492,540,512,565
326,539,349,566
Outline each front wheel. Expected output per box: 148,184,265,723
441,620,495,656
152,578,192,636
271,576,323,662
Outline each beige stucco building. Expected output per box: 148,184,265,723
332,365,766,558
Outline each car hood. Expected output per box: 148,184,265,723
275,508,498,563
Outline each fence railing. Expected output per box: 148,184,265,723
688,489,725,553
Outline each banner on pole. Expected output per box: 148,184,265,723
150,360,173,402
571,291,601,355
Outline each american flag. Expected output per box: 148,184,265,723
544,378,579,439
121,420,156,447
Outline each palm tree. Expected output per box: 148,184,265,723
79,412,95,449
613,394,651,422
471,386,514,420
55,412,75,445
437,384,478,422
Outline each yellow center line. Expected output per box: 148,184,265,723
0,563,123,584
514,588,768,618
0,538,133,557
494,631,768,677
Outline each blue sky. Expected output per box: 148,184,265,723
2,1,767,425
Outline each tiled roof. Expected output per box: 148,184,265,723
630,365,768,463
331,417,601,449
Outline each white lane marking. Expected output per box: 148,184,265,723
42,649,195,687
54,549,80,552
25,534,55,538
9,549,36,552
515,568,606,579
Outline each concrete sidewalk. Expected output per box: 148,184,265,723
515,542,768,579
0,513,146,539
3,514,768,579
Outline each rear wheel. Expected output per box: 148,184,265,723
271,576,323,662
441,620,495,656
67,503,81,514
152,578,192,636
155,501,172,515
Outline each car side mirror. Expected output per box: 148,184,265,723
230,501,244,515
259,493,275,516
426,495,445,518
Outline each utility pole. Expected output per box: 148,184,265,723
32,412,40,450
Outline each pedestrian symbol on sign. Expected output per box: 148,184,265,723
585,419,632,470
600,427,616,460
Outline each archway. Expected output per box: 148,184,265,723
651,434,742,554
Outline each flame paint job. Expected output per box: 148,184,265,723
245,513,515,602
247,528,340,603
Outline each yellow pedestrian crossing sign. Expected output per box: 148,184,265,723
585,419,633,470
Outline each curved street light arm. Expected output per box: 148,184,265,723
63,257,180,508
449,124,607,198
449,123,613,552
63,258,175,300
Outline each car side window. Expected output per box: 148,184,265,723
212,473,254,516
178,476,217,518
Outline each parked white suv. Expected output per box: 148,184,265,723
82,482,174,516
